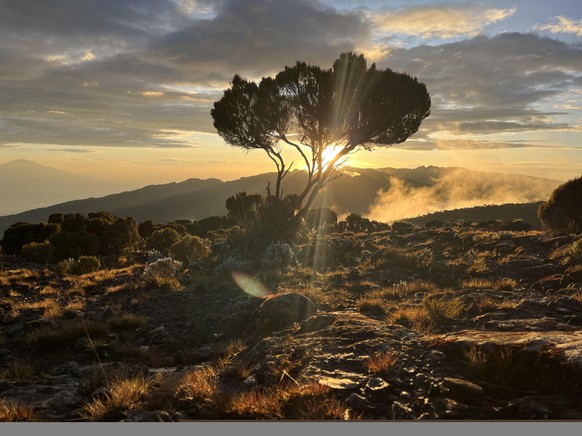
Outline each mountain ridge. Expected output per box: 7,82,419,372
0,164,560,234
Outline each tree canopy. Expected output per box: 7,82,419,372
211,52,431,217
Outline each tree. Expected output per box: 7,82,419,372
538,176,582,235
211,52,431,218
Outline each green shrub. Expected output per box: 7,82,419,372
61,213,86,232
1,222,60,255
70,256,101,275
146,228,181,254
169,235,210,263
20,241,53,264
539,176,582,235
50,231,99,261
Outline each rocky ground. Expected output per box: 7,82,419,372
0,220,581,421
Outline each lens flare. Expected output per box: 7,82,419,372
232,271,271,297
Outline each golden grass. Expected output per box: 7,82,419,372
82,372,150,421
107,313,146,333
366,351,398,375
389,306,436,334
228,382,345,420
11,298,62,319
357,296,387,316
177,365,224,414
0,399,37,422
422,295,465,321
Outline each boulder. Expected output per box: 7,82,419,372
248,293,317,337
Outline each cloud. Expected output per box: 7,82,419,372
535,16,582,37
149,0,368,75
0,1,580,154
381,33,582,139
367,168,558,223
368,5,515,39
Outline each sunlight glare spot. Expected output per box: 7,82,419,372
232,271,270,297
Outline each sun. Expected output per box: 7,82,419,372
320,146,346,169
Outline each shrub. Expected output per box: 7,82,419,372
226,192,263,226
169,235,210,263
146,228,181,254
213,256,244,275
305,208,338,229
337,213,389,233
50,231,99,261
143,257,183,291
261,241,295,269
538,176,582,235
54,258,74,275
103,217,140,255
70,256,101,275
1,222,60,255
21,241,53,264
61,213,86,232
138,220,155,238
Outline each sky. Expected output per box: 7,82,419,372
0,0,581,189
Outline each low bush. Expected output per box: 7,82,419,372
21,241,53,264
70,256,101,275
169,235,210,264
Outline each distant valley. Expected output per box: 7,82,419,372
0,162,561,234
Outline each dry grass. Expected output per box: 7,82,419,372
366,351,398,375
26,321,109,349
229,382,346,420
357,296,387,316
388,279,439,299
0,399,37,422
374,246,420,270
422,294,465,321
177,365,225,415
474,296,500,312
11,298,62,319
107,313,146,333
389,306,436,334
0,358,36,382
463,344,516,381
82,372,150,421
462,277,517,292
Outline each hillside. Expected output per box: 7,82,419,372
406,202,545,229
0,166,560,234
0,220,581,420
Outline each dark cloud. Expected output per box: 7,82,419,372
149,0,368,75
0,2,580,151
0,0,187,42
381,33,582,139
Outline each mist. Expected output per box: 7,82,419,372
366,168,560,223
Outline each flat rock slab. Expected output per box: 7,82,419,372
433,330,582,368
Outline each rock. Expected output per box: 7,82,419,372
366,377,391,391
440,377,484,403
0,373,84,418
346,393,368,409
250,293,317,337
432,329,582,369
347,269,361,281
318,372,364,390
484,318,576,332
299,314,337,334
